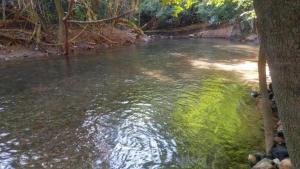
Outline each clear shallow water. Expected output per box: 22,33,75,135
0,39,263,169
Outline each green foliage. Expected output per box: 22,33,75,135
73,3,88,21
140,0,161,17
19,0,255,30
139,0,254,28
195,0,254,25
161,0,197,16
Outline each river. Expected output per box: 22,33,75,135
0,39,263,169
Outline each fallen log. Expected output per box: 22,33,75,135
68,10,134,24
0,28,32,43
144,23,208,35
0,32,29,42
0,28,32,35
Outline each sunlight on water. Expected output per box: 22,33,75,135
0,39,263,169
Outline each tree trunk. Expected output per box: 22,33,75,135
54,0,65,46
254,1,300,168
63,0,74,56
2,0,5,20
31,2,41,49
35,22,41,49
258,45,276,153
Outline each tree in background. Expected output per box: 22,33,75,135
54,0,65,47
139,0,254,29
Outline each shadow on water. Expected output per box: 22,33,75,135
0,39,263,169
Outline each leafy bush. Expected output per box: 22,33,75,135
195,0,254,25
139,0,255,28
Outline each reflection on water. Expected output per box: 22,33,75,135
0,39,263,169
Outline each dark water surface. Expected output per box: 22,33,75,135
0,39,263,169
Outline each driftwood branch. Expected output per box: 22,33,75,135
69,25,88,42
0,32,30,42
0,29,32,42
68,10,134,24
98,34,118,44
0,28,32,35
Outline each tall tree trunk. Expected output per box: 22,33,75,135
258,45,276,153
91,0,99,14
254,1,300,168
2,0,5,20
54,0,65,46
26,0,41,49
63,0,74,56
35,22,41,49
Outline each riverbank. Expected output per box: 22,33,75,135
0,24,148,62
1,22,258,62
145,23,259,44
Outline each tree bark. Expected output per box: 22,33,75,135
63,0,74,56
54,0,65,46
2,0,5,20
258,45,276,153
30,2,41,49
254,1,300,168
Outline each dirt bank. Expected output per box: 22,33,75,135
146,23,259,43
0,25,149,62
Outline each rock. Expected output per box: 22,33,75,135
252,158,275,169
0,44,7,50
248,152,266,167
279,159,293,169
138,35,151,42
189,34,195,37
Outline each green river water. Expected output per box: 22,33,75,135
0,39,264,169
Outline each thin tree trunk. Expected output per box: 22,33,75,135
63,19,69,55
63,0,74,56
258,46,276,153
27,0,41,49
2,0,6,20
35,22,41,49
254,0,300,167
54,0,65,46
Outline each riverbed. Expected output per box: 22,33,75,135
0,39,263,169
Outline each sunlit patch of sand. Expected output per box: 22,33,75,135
142,69,173,82
189,58,270,83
